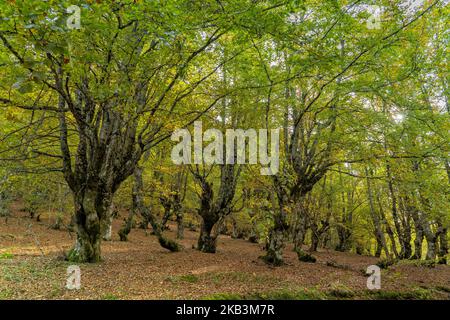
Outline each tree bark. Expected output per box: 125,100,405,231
118,209,135,241
421,215,436,260
68,189,112,263
408,201,424,259
102,203,115,241
264,212,286,266
366,168,391,259
437,224,448,264
192,162,240,253
293,210,307,252
377,193,399,258
174,200,184,239
198,219,218,253
264,190,289,265
309,224,319,252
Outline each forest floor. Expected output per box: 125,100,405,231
1,202,449,300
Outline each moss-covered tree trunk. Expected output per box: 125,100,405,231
118,211,134,241
195,178,219,253
309,224,320,252
192,163,240,254
174,200,184,239
437,224,448,264
198,219,218,253
421,215,437,260
293,211,307,252
69,189,112,263
264,204,288,266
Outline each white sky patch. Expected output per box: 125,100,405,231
393,112,405,124
286,9,313,25
398,0,425,16
287,12,304,24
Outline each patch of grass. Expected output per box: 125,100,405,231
397,259,436,268
250,288,326,300
101,293,119,300
1,265,23,283
207,288,327,300
204,287,437,301
0,288,13,300
417,260,436,268
0,259,61,286
0,252,14,260
179,274,199,283
49,285,64,298
328,284,355,299
367,288,432,300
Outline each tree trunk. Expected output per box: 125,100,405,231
174,201,184,239
293,212,307,251
374,239,382,257
366,168,391,259
118,177,140,241
264,206,287,266
437,225,448,264
198,219,218,253
385,157,409,258
413,228,424,260
421,216,436,260
118,210,134,241
265,228,285,265
377,194,399,258
401,214,413,259
102,203,115,241
160,201,171,230
192,162,240,253
195,175,219,253
336,190,353,252
68,190,111,263
409,204,423,259
309,224,319,252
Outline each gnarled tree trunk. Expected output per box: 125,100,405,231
264,180,290,265
173,198,184,239
192,163,240,253
265,208,288,265
68,189,113,263
437,224,448,264
198,218,218,253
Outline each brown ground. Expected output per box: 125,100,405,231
1,203,449,300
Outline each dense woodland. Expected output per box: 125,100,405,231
0,0,448,279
